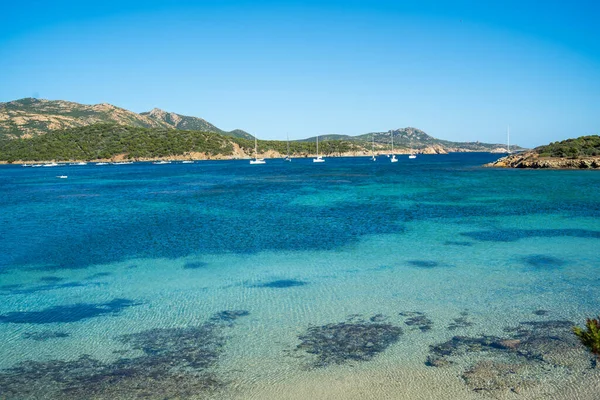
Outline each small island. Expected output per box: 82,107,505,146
486,135,600,169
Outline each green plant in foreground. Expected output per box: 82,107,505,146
573,317,600,359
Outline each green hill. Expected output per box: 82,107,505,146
303,127,520,153
0,124,233,162
0,124,358,162
535,135,600,158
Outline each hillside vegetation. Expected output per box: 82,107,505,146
536,135,600,158
0,124,358,162
0,124,233,162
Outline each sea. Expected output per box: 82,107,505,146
0,153,599,399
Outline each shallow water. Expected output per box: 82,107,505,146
0,154,599,399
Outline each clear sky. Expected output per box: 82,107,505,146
1,0,598,147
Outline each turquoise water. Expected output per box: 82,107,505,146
0,154,599,399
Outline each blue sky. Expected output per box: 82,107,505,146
1,0,598,147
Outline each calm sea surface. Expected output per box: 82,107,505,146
1,153,599,399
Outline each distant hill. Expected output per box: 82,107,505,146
0,98,253,140
298,134,355,142
303,127,521,153
139,108,254,140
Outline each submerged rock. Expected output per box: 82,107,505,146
296,319,403,368
255,279,307,288
0,298,140,324
462,360,537,394
0,310,249,399
427,319,595,397
22,331,70,341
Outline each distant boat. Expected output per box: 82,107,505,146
250,136,266,164
153,161,171,165
31,164,42,168
284,133,292,162
43,163,58,167
22,164,31,167
390,131,398,163
409,137,417,159
96,162,109,166
70,162,87,166
371,134,376,161
57,175,68,179
113,162,133,165
182,160,194,164
313,135,325,163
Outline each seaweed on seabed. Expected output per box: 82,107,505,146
0,310,249,399
295,317,403,368
399,311,433,332
447,311,473,330
573,316,600,364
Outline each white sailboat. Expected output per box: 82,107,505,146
285,133,292,162
371,134,376,161
313,135,325,163
409,137,417,159
250,136,266,164
390,131,398,163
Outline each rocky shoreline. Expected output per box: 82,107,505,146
485,152,600,169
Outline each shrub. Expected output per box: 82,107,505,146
573,317,600,360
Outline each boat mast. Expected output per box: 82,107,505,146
507,125,510,154
287,133,290,158
391,130,394,153
254,136,258,159
316,136,319,157
372,133,375,157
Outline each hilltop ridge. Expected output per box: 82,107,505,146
0,98,254,140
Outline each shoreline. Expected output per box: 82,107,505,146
0,150,504,166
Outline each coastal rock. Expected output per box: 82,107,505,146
485,151,600,169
